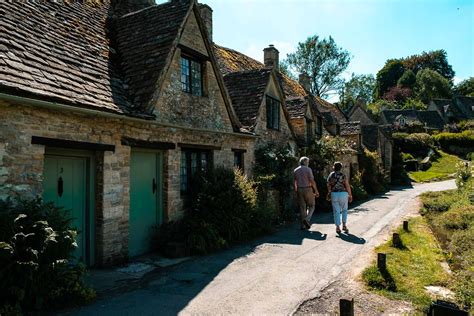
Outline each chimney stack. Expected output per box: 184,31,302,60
299,73,311,92
199,4,213,42
263,44,279,70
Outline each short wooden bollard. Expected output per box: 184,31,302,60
339,298,354,316
377,253,386,271
392,233,402,248
403,221,409,231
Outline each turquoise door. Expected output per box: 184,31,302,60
129,151,162,257
43,153,93,264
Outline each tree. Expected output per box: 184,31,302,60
366,99,398,120
374,59,405,100
340,73,375,110
284,35,351,99
382,86,412,104
414,69,452,103
453,77,474,97
397,69,416,89
402,50,455,82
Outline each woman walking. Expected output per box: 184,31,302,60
327,162,352,234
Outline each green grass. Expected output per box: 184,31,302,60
409,151,461,182
362,217,452,312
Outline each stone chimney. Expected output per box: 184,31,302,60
263,44,279,70
199,4,213,42
299,73,311,92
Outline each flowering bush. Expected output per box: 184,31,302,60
455,161,472,190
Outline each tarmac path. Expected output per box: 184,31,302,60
69,180,455,316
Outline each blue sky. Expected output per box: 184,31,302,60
194,0,473,100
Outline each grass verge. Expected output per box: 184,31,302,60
409,151,461,182
362,217,451,312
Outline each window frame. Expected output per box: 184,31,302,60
180,148,213,194
180,54,203,96
266,95,280,130
232,149,246,171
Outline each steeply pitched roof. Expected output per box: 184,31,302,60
115,1,191,111
361,125,379,151
381,109,419,124
223,68,272,128
286,97,307,118
454,96,474,119
0,1,133,115
213,44,349,126
417,111,446,129
339,122,361,136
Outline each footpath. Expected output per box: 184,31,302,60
66,180,455,315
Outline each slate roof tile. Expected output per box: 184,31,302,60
223,68,272,128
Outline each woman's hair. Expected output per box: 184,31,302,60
334,161,342,171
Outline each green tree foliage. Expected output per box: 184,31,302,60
402,98,427,110
366,99,398,119
397,69,416,89
453,77,474,97
340,73,375,110
402,50,455,82
284,35,351,98
374,59,405,100
414,69,452,103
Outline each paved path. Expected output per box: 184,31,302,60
70,180,455,316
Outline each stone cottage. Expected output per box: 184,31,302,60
380,109,445,132
348,103,393,180
0,0,273,266
428,96,474,123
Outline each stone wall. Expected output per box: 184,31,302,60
0,100,255,265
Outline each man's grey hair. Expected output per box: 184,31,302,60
299,156,309,166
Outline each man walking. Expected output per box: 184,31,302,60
294,157,319,230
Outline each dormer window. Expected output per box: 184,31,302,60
266,95,280,130
181,56,202,96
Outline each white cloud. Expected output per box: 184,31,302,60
453,76,466,85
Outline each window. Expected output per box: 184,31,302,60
233,151,244,170
316,116,323,136
181,56,202,96
180,149,211,193
266,95,280,130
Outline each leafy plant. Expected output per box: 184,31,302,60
0,198,95,313
455,161,472,190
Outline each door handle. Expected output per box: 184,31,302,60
58,176,63,197
152,178,157,194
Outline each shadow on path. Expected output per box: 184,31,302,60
336,232,366,244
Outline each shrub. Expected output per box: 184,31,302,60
391,150,411,185
434,130,474,155
254,142,297,221
455,161,472,190
0,198,95,313
401,152,415,161
420,191,457,213
155,168,277,256
435,205,474,231
392,132,434,158
359,148,387,195
350,171,368,201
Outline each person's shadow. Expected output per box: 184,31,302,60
336,232,365,244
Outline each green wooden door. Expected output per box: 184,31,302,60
43,154,90,263
129,151,162,257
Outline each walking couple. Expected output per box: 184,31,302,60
294,157,352,233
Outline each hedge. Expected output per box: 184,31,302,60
434,130,474,154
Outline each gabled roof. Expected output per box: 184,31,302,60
454,96,474,119
381,109,419,124
339,122,361,136
361,125,379,151
286,97,307,119
381,109,445,129
347,103,376,124
213,44,349,127
417,111,446,129
223,68,272,128
0,1,133,115
115,1,191,111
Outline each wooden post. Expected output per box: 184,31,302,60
403,221,409,231
392,233,402,248
377,253,386,271
339,298,354,316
